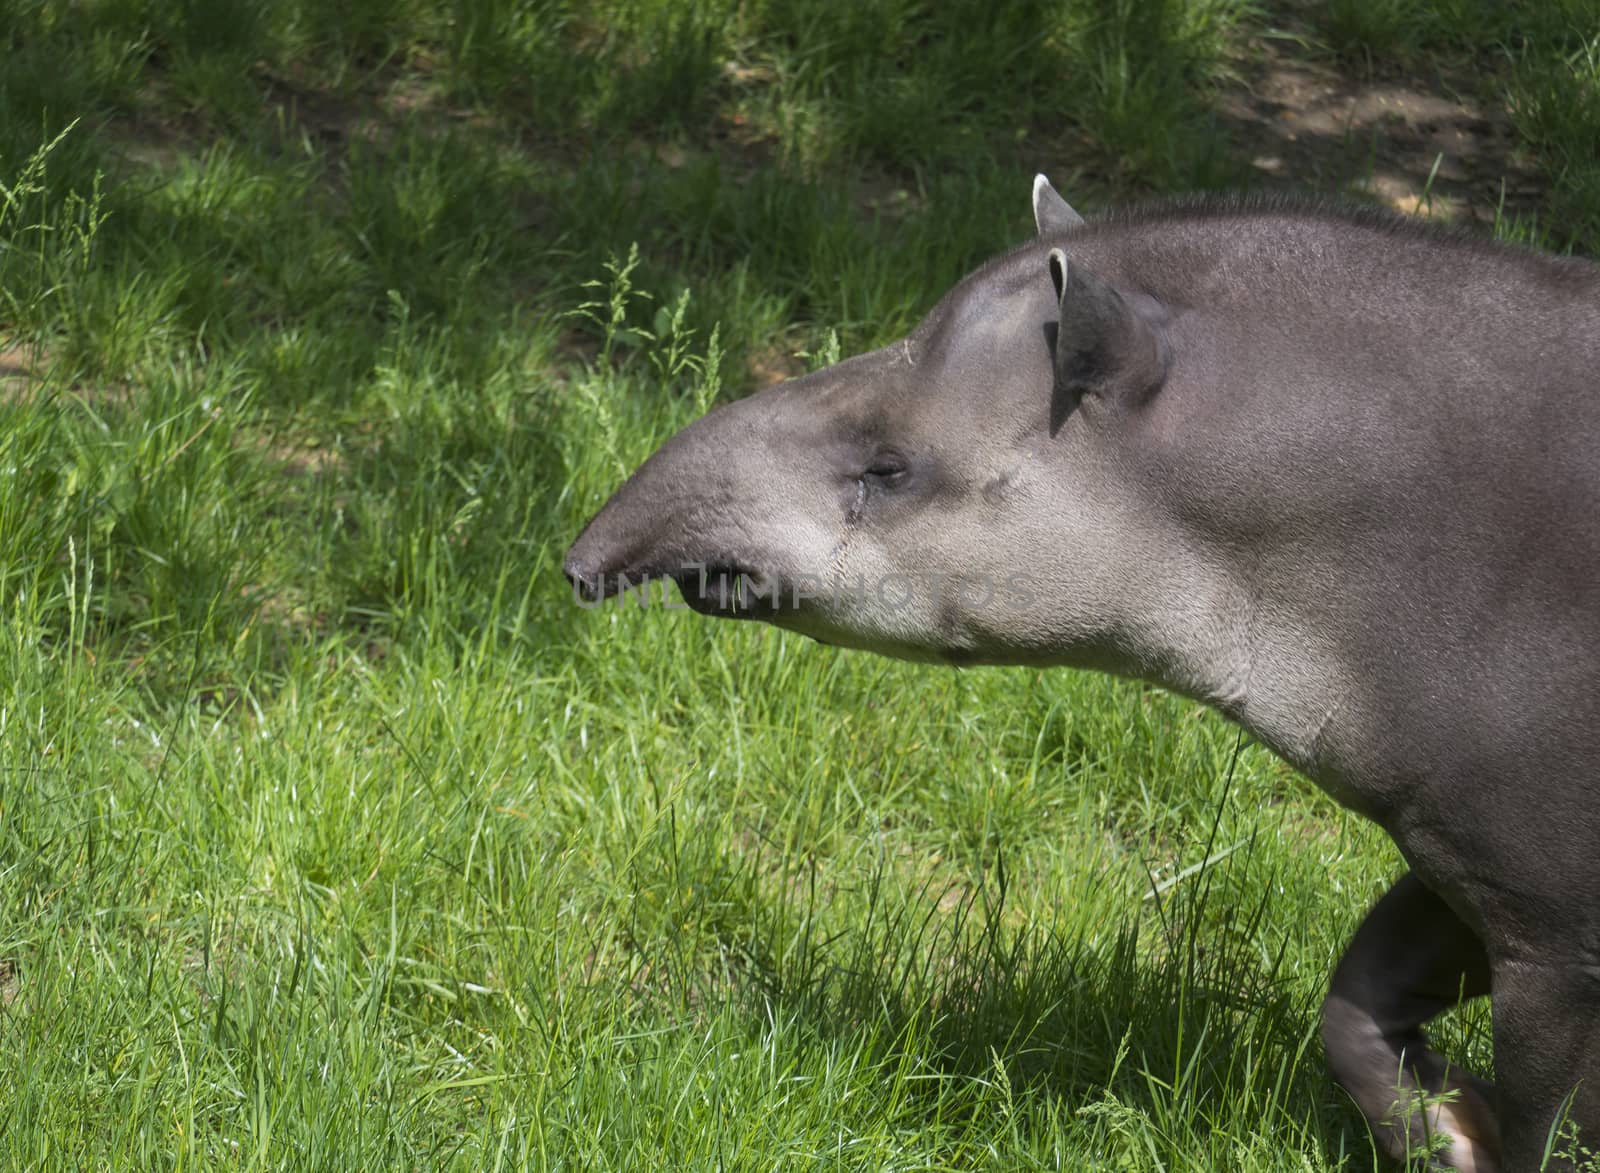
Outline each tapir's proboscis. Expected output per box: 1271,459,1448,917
565,178,1600,1171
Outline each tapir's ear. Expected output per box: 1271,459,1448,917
1047,247,1166,421
1033,173,1084,236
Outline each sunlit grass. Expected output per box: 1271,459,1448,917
0,0,1593,1167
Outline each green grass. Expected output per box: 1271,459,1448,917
0,0,1596,1167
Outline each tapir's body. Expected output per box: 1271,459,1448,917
566,184,1600,1170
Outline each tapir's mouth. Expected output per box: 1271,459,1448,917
564,547,792,618
670,562,783,619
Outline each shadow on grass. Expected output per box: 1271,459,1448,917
604,797,1382,1166
747,853,1374,1164
1,0,1263,368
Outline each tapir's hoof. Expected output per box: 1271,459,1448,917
1419,1078,1501,1172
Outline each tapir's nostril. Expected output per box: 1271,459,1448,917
563,557,607,604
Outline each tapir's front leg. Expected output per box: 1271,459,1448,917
1323,873,1500,1170
1489,958,1600,1171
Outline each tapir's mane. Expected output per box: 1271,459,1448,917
919,190,1590,349
1016,191,1586,274
1097,192,1530,252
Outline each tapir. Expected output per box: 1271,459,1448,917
564,177,1600,1170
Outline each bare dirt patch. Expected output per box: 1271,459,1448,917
747,343,805,389
0,342,48,404
1218,31,1544,226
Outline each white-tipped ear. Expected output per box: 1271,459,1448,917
1033,173,1085,236
1044,245,1167,414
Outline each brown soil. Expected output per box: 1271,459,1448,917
1217,32,1543,226
0,342,46,403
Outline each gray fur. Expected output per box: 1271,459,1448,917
566,178,1600,1171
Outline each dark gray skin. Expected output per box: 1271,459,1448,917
564,177,1600,1171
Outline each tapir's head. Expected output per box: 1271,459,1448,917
565,177,1177,669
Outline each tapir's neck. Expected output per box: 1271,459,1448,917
1094,538,1364,803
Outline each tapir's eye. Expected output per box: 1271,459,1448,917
862,450,909,486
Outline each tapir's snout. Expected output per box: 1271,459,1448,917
561,493,647,605
560,555,610,606
562,390,824,617
562,396,734,604
562,493,685,607
565,507,791,620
